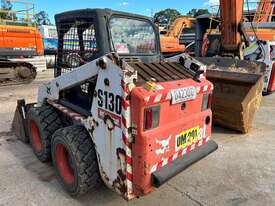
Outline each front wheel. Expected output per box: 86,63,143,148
51,125,101,197
27,105,62,162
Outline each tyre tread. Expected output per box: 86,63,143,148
52,126,101,196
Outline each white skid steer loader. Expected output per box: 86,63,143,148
13,9,218,200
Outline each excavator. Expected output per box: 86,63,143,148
160,17,194,57
192,0,267,133
198,1,275,93
0,0,43,86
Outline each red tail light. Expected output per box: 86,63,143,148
145,108,153,129
144,106,160,130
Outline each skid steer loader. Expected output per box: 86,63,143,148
13,9,218,200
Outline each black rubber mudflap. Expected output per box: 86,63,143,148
152,140,218,188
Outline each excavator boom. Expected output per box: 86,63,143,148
160,17,194,57
166,17,193,39
253,0,274,23
220,0,244,51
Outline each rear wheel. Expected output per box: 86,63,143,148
51,126,101,197
27,105,62,162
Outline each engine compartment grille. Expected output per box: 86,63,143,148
129,62,193,84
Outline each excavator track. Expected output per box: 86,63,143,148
0,60,37,87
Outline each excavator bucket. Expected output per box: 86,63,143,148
197,57,265,133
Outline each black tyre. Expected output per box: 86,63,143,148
27,105,62,162
51,125,101,197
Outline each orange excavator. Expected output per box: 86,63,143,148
198,0,275,92
160,17,193,57
194,0,266,133
0,24,43,58
0,0,43,86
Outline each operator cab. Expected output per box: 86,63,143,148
54,9,161,114
55,9,161,77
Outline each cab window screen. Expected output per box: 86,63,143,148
109,17,156,55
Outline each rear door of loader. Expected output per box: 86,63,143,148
129,62,215,196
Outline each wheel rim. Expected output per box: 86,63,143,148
55,144,75,184
30,121,43,152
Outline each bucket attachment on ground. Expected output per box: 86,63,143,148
196,57,265,133
12,99,34,142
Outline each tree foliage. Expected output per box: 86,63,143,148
187,9,210,18
153,9,181,25
34,11,51,26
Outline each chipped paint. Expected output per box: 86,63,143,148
112,148,127,195
155,136,171,155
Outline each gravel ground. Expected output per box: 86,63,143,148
0,69,275,206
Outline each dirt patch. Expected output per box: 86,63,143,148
6,138,18,143
208,64,258,73
0,131,13,137
24,161,56,182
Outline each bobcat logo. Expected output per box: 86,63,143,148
156,136,171,155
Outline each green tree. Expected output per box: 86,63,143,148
154,9,181,25
187,9,210,18
34,11,51,26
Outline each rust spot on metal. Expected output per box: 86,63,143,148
107,53,120,66
112,148,127,195
95,152,110,182
116,148,126,157
101,169,110,182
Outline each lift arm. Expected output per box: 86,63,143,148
37,57,104,104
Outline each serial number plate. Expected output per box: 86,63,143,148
170,86,196,105
176,126,199,151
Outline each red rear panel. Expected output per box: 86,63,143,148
131,79,213,196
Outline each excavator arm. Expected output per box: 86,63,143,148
160,17,193,57
253,0,274,23
166,17,193,39
220,0,244,52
